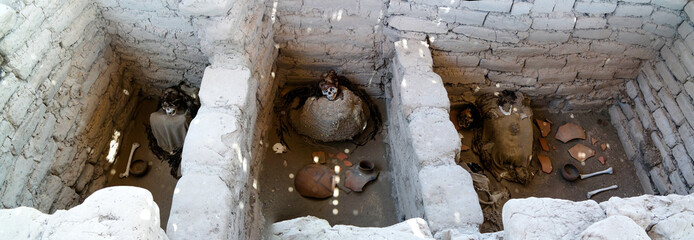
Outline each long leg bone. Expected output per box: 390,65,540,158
586,184,618,199
580,167,613,179
120,142,140,178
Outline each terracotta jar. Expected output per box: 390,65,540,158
294,164,335,199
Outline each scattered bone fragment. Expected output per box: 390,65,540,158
569,143,595,162
601,143,607,151
537,155,553,173
539,138,550,152
591,138,598,145
555,123,586,143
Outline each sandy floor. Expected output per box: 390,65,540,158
453,107,645,232
259,99,398,229
106,99,178,230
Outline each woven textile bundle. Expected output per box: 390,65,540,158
290,87,368,142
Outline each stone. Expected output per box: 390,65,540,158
0,4,16,38
656,61,681,96
179,0,235,16
575,1,617,14
389,16,448,34
430,39,490,53
503,198,605,239
672,144,694,186
270,216,435,239
576,17,607,29
419,165,483,233
180,107,242,178
527,31,570,43
600,194,694,238
652,0,688,10
479,58,522,72
459,0,513,12
438,7,487,26
677,93,694,128
168,174,236,240
658,90,685,125
408,108,460,167
484,15,531,31
199,66,251,109
532,16,576,31
0,187,167,239
652,132,676,172
653,108,678,147
578,215,649,240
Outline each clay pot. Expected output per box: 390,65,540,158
345,160,379,192
130,159,149,177
562,164,580,182
294,164,335,199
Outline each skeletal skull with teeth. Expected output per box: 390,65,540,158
319,69,340,101
160,88,184,116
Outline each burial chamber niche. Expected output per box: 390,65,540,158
5,0,694,239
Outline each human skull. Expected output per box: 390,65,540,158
319,70,339,101
161,88,184,116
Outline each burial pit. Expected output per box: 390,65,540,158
1,0,694,239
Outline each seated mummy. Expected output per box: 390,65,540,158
150,88,192,154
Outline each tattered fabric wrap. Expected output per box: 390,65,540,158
475,92,536,184
149,109,191,153
290,87,368,142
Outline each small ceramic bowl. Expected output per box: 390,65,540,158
130,159,149,177
562,164,580,182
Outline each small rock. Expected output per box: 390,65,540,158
461,144,471,151
537,155,552,173
598,156,606,165
535,119,552,137
569,143,596,162
539,138,550,152
555,123,587,143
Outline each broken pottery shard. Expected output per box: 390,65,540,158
535,119,552,137
336,152,348,161
601,143,607,151
598,156,606,165
592,138,598,145
569,143,595,162
555,123,587,143
461,144,471,151
344,160,353,167
312,151,326,164
537,155,552,173
539,138,550,152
